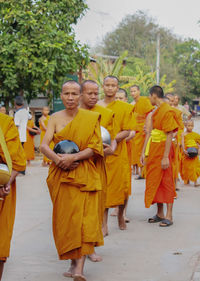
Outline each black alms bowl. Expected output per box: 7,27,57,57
53,140,79,154
187,147,198,158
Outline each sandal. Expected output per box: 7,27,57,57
159,219,173,227
148,215,163,223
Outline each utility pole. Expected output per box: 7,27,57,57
156,33,160,84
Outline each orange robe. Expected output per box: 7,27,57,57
46,109,104,260
181,132,200,183
90,104,116,221
0,113,26,261
145,103,178,208
40,115,54,163
132,97,154,167
105,100,134,208
24,119,35,161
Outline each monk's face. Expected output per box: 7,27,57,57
130,87,140,100
61,83,81,110
0,107,6,114
168,96,175,107
116,91,127,102
174,95,179,106
42,107,49,116
186,122,194,133
149,93,157,105
81,83,99,109
103,78,118,98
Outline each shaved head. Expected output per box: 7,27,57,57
62,80,81,92
81,80,99,92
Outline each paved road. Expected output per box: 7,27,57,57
3,161,200,281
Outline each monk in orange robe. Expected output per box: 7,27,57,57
0,113,26,280
181,120,200,186
141,86,178,227
98,76,134,233
39,106,54,166
41,81,103,281
130,85,154,179
24,117,40,165
80,79,117,262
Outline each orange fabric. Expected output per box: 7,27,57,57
24,119,35,161
126,141,132,195
46,109,104,260
0,113,26,261
105,100,133,207
132,97,154,167
90,104,116,221
180,132,200,182
40,115,54,163
145,103,178,208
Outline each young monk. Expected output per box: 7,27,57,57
24,115,40,165
0,113,26,280
0,107,6,114
181,120,200,187
41,81,104,281
80,79,117,262
130,85,154,179
39,106,54,166
98,76,133,233
141,85,178,227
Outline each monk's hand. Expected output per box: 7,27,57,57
140,152,145,166
56,153,77,170
0,184,11,198
68,161,79,170
103,143,114,156
183,149,189,157
161,157,169,170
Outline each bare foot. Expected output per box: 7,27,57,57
63,261,76,278
118,214,127,230
102,225,108,237
110,207,118,216
88,251,102,262
73,274,86,281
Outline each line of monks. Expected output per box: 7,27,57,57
1,76,200,281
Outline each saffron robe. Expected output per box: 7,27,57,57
24,119,35,161
104,100,133,207
0,113,26,261
46,109,104,260
145,103,178,208
40,115,54,163
181,132,200,182
132,97,154,167
90,104,116,220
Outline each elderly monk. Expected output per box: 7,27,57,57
80,79,117,262
40,80,103,281
130,85,154,180
141,86,178,227
39,106,54,166
98,76,133,233
0,113,26,280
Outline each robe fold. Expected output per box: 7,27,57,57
180,132,200,183
132,97,154,167
104,100,134,207
46,109,104,260
0,113,26,261
145,103,178,208
40,115,54,163
24,119,35,161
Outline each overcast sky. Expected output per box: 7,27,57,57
74,0,200,48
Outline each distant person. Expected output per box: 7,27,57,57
39,107,54,166
184,101,190,111
0,107,6,115
14,96,30,146
174,95,191,121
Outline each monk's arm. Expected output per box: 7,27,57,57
115,130,130,143
126,130,136,141
161,131,173,170
0,170,19,197
39,117,47,131
103,139,117,156
140,113,153,165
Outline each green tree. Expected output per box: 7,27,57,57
0,0,89,107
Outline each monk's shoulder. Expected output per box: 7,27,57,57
0,113,14,132
94,104,114,118
79,108,100,120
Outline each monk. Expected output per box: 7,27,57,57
181,120,200,187
24,115,40,165
39,106,54,166
80,79,117,262
130,85,154,179
41,81,104,281
0,113,26,280
98,76,133,233
141,85,178,227
174,94,192,121
0,107,6,115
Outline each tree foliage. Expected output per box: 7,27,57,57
0,0,89,105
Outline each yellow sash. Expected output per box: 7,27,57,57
145,129,167,157
185,139,197,149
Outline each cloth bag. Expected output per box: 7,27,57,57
0,127,12,186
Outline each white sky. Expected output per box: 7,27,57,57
74,0,200,48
